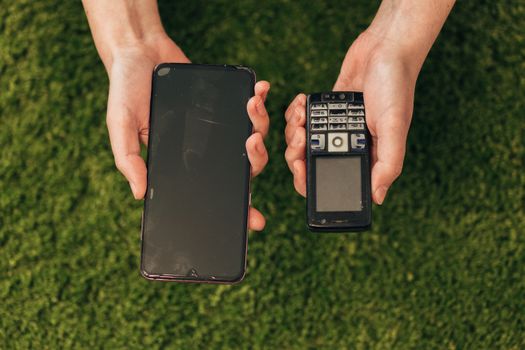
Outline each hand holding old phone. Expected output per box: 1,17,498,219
285,35,414,205
285,0,455,205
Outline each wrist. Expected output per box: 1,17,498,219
364,0,454,72
99,31,168,73
83,0,169,72
359,28,425,81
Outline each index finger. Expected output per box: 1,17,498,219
285,93,306,122
247,82,271,137
255,80,270,102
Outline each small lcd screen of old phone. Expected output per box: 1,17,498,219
316,157,362,212
141,64,254,282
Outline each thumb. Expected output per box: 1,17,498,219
106,68,148,200
371,116,409,205
333,72,357,92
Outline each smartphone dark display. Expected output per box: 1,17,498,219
141,63,255,283
306,92,372,232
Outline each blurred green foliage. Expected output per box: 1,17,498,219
1,1,525,349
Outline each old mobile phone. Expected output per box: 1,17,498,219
306,92,372,232
141,63,255,283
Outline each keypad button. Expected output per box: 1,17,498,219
348,123,365,130
348,110,365,116
311,117,327,124
311,103,327,110
329,124,347,130
348,103,364,110
329,110,346,116
328,116,347,123
348,117,365,123
351,133,366,150
311,110,328,117
312,124,327,131
328,132,349,152
328,102,347,110
310,134,325,151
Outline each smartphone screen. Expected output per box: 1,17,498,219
141,64,254,283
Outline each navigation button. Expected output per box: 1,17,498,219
310,134,325,151
351,133,366,150
328,132,348,152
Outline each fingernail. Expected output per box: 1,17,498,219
374,186,388,205
129,181,138,198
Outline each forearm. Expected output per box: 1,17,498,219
367,0,455,74
82,0,166,71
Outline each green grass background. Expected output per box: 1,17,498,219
1,1,525,349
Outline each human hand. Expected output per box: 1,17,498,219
105,37,271,230
83,0,273,231
106,35,189,202
284,0,454,205
285,31,419,204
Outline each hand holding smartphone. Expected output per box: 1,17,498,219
141,64,269,283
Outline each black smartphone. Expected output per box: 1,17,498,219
306,92,372,232
140,63,255,283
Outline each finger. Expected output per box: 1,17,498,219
285,93,306,122
284,105,306,144
292,159,307,197
371,116,408,205
254,80,270,102
284,127,306,172
246,132,268,177
248,207,266,231
247,95,270,138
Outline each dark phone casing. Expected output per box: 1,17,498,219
140,63,255,283
306,92,372,232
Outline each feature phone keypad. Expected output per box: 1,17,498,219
309,102,367,152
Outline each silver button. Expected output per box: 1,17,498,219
348,123,365,130
348,117,365,123
311,103,327,110
311,110,328,117
328,102,347,110
348,110,365,116
329,124,347,130
327,132,349,152
351,133,367,149
311,117,328,124
328,117,348,123
310,134,325,151
348,103,364,109
312,124,327,131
